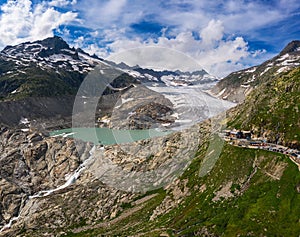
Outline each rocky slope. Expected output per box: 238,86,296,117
2,125,299,236
212,40,300,103
108,85,174,130
0,127,92,231
0,120,203,236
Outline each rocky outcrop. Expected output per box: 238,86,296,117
150,179,190,220
109,85,174,130
0,128,92,231
0,120,203,235
128,102,174,129
0,96,76,128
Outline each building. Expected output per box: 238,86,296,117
242,130,252,140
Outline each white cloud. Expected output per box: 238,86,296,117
70,0,299,77
0,0,298,77
72,36,108,58
106,20,256,77
200,19,224,47
101,0,127,19
0,0,78,48
48,0,77,7
75,0,130,29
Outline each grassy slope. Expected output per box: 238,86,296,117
228,67,300,146
0,65,84,100
168,143,300,236
60,138,300,237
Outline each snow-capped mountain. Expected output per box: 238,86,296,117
0,36,141,100
1,36,103,74
211,40,300,103
0,35,218,101
107,61,218,86
0,36,140,127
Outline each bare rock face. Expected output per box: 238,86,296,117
0,123,201,235
0,120,207,235
0,128,92,231
109,85,174,130
128,102,174,129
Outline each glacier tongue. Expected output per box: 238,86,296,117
147,83,236,130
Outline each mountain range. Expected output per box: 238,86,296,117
0,36,216,100
0,37,299,236
0,36,217,129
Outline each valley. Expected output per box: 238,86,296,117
0,37,299,237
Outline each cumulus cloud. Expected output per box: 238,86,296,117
200,20,224,47
0,0,298,77
0,0,78,48
72,0,298,77
75,0,130,29
106,20,258,77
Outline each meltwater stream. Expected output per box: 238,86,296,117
29,146,97,199
0,146,98,232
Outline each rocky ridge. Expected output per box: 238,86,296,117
212,40,300,103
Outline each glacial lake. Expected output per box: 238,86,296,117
50,127,172,145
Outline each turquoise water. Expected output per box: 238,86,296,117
50,127,172,145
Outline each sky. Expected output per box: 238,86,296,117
0,0,299,77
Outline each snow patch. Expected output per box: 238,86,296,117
244,67,257,73
61,49,76,54
19,117,30,124
277,66,290,74
62,132,76,138
122,98,134,104
11,89,18,94
72,65,80,71
217,88,226,97
126,70,143,78
49,54,73,62
241,84,250,88
277,54,289,61
260,67,271,76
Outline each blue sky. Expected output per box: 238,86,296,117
0,0,299,77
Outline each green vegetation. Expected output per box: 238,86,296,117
163,144,300,236
229,67,300,146
58,141,299,237
0,64,84,100
0,63,138,101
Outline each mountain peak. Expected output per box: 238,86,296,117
279,40,300,55
37,35,72,58
38,35,68,48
